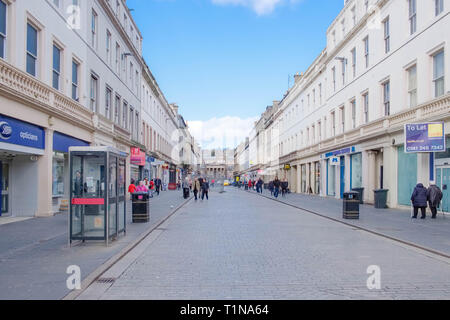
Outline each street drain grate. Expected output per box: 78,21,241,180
96,277,116,284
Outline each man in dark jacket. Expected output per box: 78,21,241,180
201,179,210,200
268,181,274,196
155,178,162,196
427,181,443,219
257,178,264,194
273,178,281,198
281,179,288,197
411,183,428,219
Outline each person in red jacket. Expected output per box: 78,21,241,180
248,180,252,189
128,179,137,194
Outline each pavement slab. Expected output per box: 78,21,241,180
84,188,450,300
0,190,188,300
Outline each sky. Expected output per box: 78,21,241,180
127,0,344,149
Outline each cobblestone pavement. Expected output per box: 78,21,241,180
88,188,450,300
0,190,188,300
244,188,450,256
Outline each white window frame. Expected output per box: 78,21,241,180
435,0,444,16
382,80,390,116
363,36,369,68
383,17,390,54
71,58,80,101
406,64,417,108
105,86,112,119
351,99,356,129
433,50,445,98
409,0,417,35
351,47,356,78
0,0,8,60
362,92,369,124
91,9,97,49
90,73,98,112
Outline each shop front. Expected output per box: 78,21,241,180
0,114,45,217
168,164,177,190
130,147,145,183
143,156,154,180
314,161,321,195
323,146,358,199
434,137,450,213
52,132,89,212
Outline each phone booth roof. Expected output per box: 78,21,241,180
69,146,128,158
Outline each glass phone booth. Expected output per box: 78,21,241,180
69,146,128,246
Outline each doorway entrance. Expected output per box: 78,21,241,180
436,166,449,213
0,161,10,216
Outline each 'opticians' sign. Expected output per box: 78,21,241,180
0,114,45,149
405,123,446,153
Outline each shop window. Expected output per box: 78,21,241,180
351,153,362,189
0,0,7,59
52,152,65,196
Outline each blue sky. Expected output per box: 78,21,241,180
127,0,344,148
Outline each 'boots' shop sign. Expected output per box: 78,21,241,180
0,114,45,149
405,123,446,153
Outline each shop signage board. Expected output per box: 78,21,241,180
0,114,45,149
405,123,446,153
130,147,146,165
322,146,356,159
330,157,340,166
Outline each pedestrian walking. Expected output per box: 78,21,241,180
269,180,274,196
427,181,443,219
135,181,149,192
257,178,264,194
128,179,137,194
411,183,428,219
193,178,201,201
281,179,288,197
273,177,281,198
155,177,162,196
201,179,210,200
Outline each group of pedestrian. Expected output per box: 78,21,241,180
267,177,289,198
191,177,210,201
128,177,163,197
410,181,443,219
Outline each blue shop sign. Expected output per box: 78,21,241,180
405,123,446,153
0,114,45,149
324,146,356,159
53,132,89,153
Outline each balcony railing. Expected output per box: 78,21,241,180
0,58,93,129
275,94,450,165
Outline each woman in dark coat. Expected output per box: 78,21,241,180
411,183,428,219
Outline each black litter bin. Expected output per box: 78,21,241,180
343,191,360,219
183,187,190,199
374,189,389,209
132,192,150,223
352,188,364,204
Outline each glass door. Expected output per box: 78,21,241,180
71,153,106,241
108,155,118,239
1,161,9,216
436,167,449,213
118,158,126,233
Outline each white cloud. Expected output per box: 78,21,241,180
188,116,258,150
212,0,300,15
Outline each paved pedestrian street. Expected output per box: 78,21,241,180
79,188,450,300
